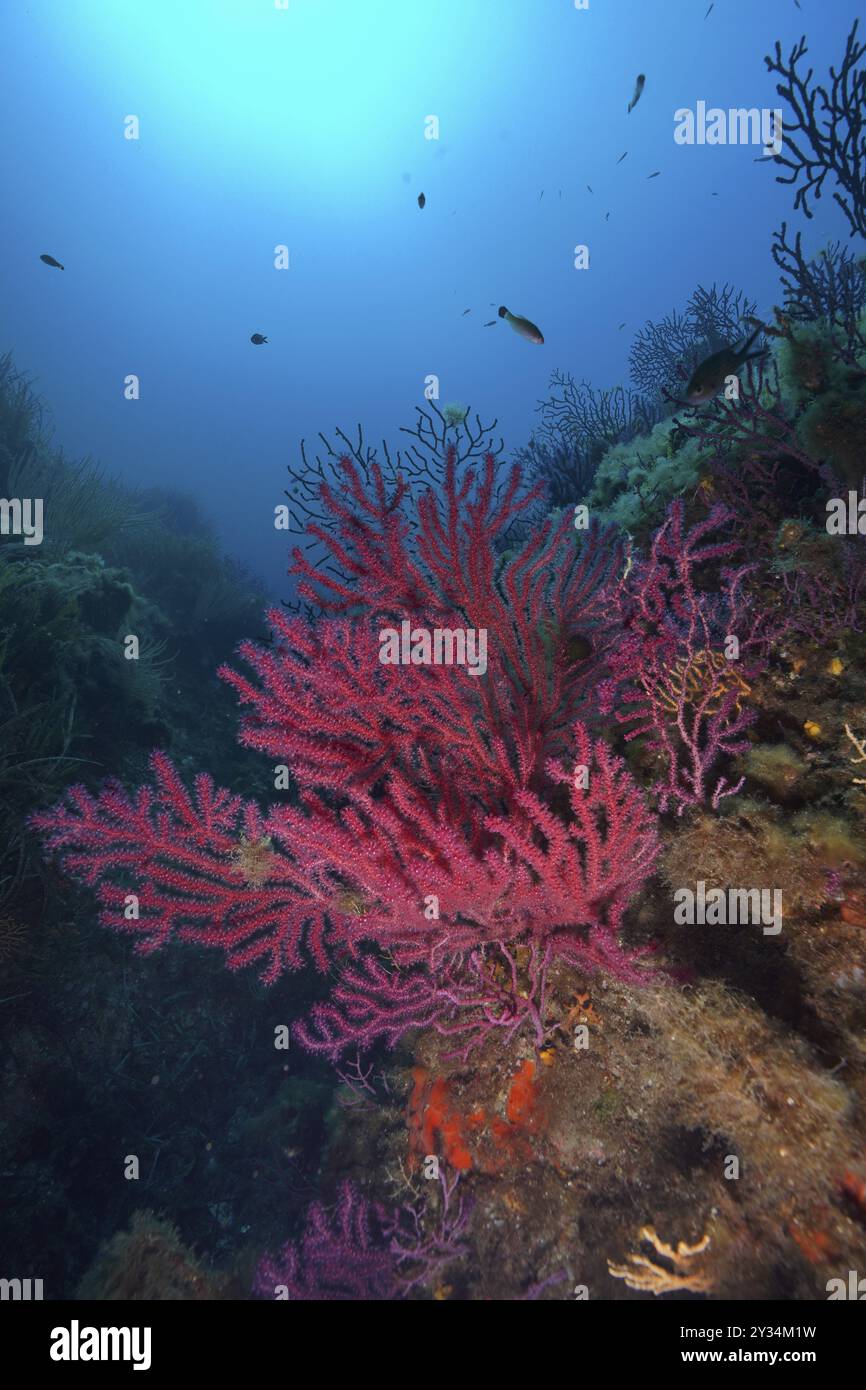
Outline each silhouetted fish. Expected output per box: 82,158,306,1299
417,192,426,209
250,333,268,345
647,171,661,179
40,253,64,269
627,74,645,114
483,320,497,327
616,151,628,164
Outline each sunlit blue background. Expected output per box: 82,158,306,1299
1,0,861,596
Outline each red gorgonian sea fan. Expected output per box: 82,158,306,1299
33,448,661,1057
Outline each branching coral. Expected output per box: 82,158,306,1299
772,223,866,362
536,372,658,459
673,354,828,485
31,751,329,983
280,450,623,783
35,448,661,1058
765,21,866,238
285,405,507,611
608,1225,713,1296
511,434,600,510
253,1175,469,1301
601,501,770,815
629,284,757,399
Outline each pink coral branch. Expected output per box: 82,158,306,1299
602,500,771,816
32,751,335,981
35,445,660,1059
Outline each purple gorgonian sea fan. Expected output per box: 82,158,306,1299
34,446,661,1059
253,1173,470,1301
600,499,772,816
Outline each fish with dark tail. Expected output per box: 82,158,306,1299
250,333,268,345
498,306,544,344
685,325,767,403
627,74,645,113
40,253,64,269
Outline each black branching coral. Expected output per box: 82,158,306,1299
765,21,866,238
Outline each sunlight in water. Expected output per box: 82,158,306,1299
47,0,525,192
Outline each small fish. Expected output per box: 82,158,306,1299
462,308,471,316
618,322,626,330
616,151,628,164
647,170,661,179
483,320,497,327
627,74,645,114
40,253,64,269
498,305,544,345
605,212,610,220
250,333,268,345
417,192,426,209
539,189,544,201
685,326,767,404
705,2,713,16
586,184,593,194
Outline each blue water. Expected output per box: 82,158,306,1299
1,0,860,595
